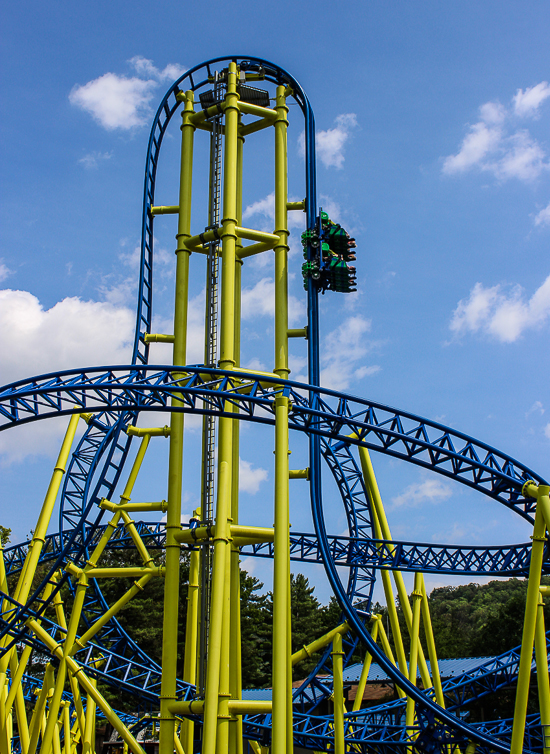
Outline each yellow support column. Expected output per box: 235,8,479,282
534,589,550,754
420,578,446,708
332,632,345,754
511,483,549,754
203,61,240,754
159,89,195,754
229,176,244,754
358,447,409,681
405,573,423,748
181,514,201,754
352,617,380,712
358,446,433,690
272,395,291,754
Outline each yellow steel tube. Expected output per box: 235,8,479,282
287,328,307,339
62,701,71,754
352,618,380,711
151,206,180,215
119,434,151,502
181,538,200,754
239,117,276,137
406,573,423,741
379,612,409,699
82,677,96,754
332,632,345,754
358,448,408,677
420,579,445,707
234,226,279,245
202,61,239,754
100,500,168,513
27,664,55,754
13,413,80,605
41,570,89,754
274,84,290,380
236,241,273,259
237,101,277,120
159,88,194,754
291,622,349,667
286,201,305,211
534,591,550,753
511,485,549,753
126,425,171,437
144,333,175,344
289,468,309,480
73,572,154,651
229,236,244,754
357,445,432,689
27,619,146,754
120,510,155,566
82,566,162,579
202,460,231,754
272,395,291,753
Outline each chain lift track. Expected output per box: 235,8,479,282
1,56,549,754
197,71,224,698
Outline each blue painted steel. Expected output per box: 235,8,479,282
0,367,544,517
1,56,546,752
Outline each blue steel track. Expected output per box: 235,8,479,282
1,57,548,753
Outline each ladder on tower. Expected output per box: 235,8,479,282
197,72,224,696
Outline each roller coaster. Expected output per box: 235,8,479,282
1,56,549,754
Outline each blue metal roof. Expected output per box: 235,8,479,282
242,688,273,701
342,657,495,684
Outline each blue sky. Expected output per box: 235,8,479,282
1,1,549,602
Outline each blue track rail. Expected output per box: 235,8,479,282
2,56,546,753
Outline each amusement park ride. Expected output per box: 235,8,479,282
1,55,549,754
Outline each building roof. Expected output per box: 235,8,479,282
342,657,495,684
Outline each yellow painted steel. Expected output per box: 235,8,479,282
332,632,345,754
291,622,349,667
352,617,380,712
357,445,435,690
534,590,550,754
287,327,307,338
405,573,423,745
511,483,549,753
289,468,309,479
3,60,512,754
159,87,195,754
181,510,201,754
144,332,176,343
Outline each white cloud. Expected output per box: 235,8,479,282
545,424,550,439
128,56,186,82
240,277,304,326
496,130,548,182
70,73,157,130
299,113,358,169
0,289,134,386
391,478,452,508
239,457,268,494
450,274,550,342
243,191,306,231
0,261,13,283
0,289,135,464
513,82,550,118
534,201,550,227
443,121,502,174
526,401,545,418
442,87,550,182
79,151,112,169
69,57,186,130
321,315,380,391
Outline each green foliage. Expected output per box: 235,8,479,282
423,576,550,659
0,526,11,545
